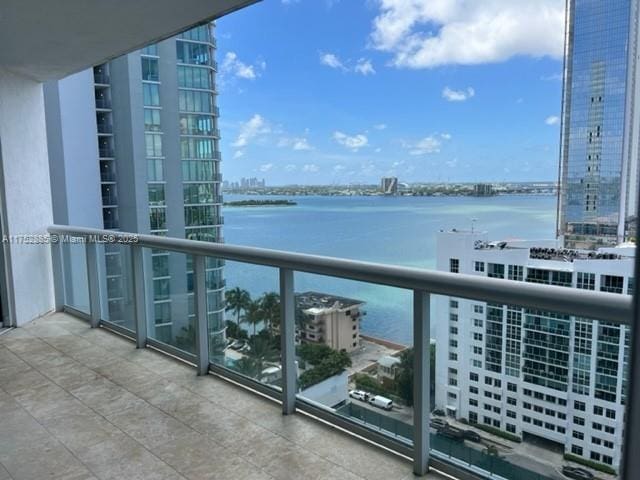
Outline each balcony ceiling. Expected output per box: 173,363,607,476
0,0,258,82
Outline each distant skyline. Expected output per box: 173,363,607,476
217,0,566,185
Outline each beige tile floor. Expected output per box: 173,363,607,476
0,312,447,480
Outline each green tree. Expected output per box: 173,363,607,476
259,292,281,332
298,346,352,390
225,320,248,340
395,348,414,406
243,299,264,336
233,356,262,378
175,322,196,354
225,287,251,326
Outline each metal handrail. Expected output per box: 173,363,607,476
48,224,632,325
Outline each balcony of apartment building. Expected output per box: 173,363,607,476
1,3,640,480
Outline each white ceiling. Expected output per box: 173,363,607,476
0,0,258,81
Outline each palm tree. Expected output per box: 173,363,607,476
243,300,264,336
225,287,251,326
259,292,280,333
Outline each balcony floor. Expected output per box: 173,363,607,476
0,313,439,480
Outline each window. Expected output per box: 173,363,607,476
485,376,493,385
449,339,458,348
601,275,624,294
507,397,517,406
474,261,485,273
147,159,164,181
450,258,459,273
571,445,583,456
605,409,616,419
470,386,479,394
145,134,163,157
176,40,212,65
488,263,504,278
177,65,214,89
506,423,516,433
450,326,458,335
593,406,603,416
574,416,585,426
469,412,478,424
507,383,517,392
470,399,478,407
551,271,572,287
450,300,459,308
472,359,482,368
470,373,479,382
180,114,215,135
593,422,602,431
558,427,566,434
507,410,516,418
473,346,482,355
448,352,457,361
590,452,600,462
142,44,158,56
144,108,161,131
178,90,214,113
142,83,160,106
602,455,613,465
574,401,586,411
605,426,615,434
141,57,159,81
450,313,458,322
473,318,483,328
473,332,483,341
573,431,584,440
523,416,531,423
474,304,484,314
577,272,595,290
603,440,614,449
508,265,523,281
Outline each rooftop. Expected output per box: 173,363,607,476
297,291,365,312
0,312,439,480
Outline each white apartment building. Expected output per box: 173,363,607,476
435,229,634,471
297,292,364,353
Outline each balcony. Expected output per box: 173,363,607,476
97,122,113,135
43,224,633,480
0,313,422,480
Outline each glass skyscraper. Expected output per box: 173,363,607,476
558,0,640,247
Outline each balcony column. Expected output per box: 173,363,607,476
413,290,431,476
0,69,55,326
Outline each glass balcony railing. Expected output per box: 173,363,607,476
99,147,115,158
48,224,634,480
97,123,113,134
95,97,111,109
93,72,110,84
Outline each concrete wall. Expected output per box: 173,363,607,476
0,69,55,325
300,370,349,408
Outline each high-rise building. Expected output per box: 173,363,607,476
557,0,640,247
435,231,633,472
45,23,225,350
381,177,398,195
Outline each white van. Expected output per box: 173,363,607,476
368,395,393,411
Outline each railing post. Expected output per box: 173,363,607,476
194,255,209,376
280,268,296,415
131,245,147,349
50,240,65,311
413,290,431,476
85,240,101,328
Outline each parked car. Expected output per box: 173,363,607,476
348,390,370,402
368,395,394,410
561,466,594,480
430,418,448,430
432,409,445,416
437,426,465,443
463,430,482,443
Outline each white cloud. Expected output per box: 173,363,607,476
370,0,564,69
407,133,451,155
442,86,475,102
284,164,297,172
303,164,320,173
445,158,458,168
333,164,347,173
373,123,387,130
232,114,270,148
233,150,244,159
545,115,560,125
333,131,369,151
320,53,347,70
259,163,274,172
375,147,382,153
221,52,265,80
278,137,313,151
355,58,376,75
320,53,375,75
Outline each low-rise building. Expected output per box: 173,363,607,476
377,355,401,388
297,292,364,353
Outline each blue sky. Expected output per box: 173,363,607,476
216,0,566,185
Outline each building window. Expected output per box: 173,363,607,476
470,372,479,382
508,265,524,281
142,83,160,106
573,431,584,440
488,263,504,278
574,416,585,426
571,445,583,456
577,272,595,290
473,318,483,328
450,258,459,273
141,57,159,81
474,305,484,314
551,271,572,287
601,275,624,294
574,401,586,411
450,300,459,308
593,406,603,416
450,313,458,322
474,261,485,273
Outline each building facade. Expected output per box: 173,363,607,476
557,0,640,247
381,177,399,195
297,292,364,353
45,23,225,351
435,230,633,471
